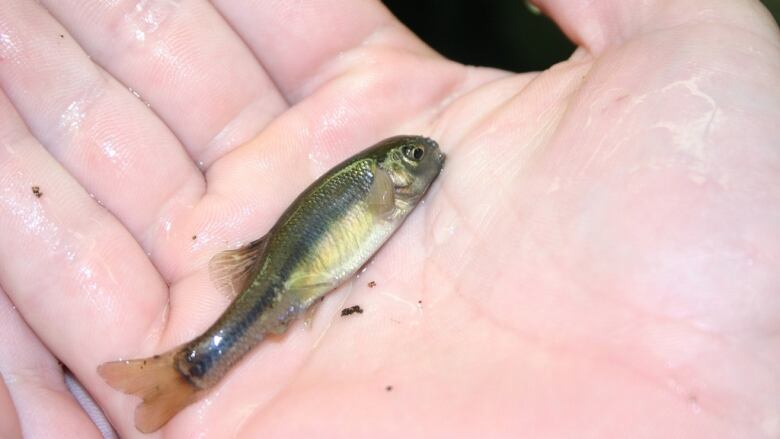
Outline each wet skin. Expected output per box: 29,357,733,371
0,0,778,438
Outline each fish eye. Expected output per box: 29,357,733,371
190,361,205,378
402,145,425,162
186,355,207,378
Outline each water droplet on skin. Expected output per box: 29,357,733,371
0,32,20,60
432,208,458,246
129,87,142,100
101,139,120,162
356,261,373,278
307,149,333,169
60,99,87,133
80,265,94,280
125,0,174,44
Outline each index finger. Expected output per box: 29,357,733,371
211,0,440,102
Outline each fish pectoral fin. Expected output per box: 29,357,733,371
285,272,336,300
208,236,269,299
367,167,396,219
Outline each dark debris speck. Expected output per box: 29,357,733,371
385,385,393,392
340,305,364,316
31,186,42,198
367,280,376,288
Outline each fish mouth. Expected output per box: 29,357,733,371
422,137,446,166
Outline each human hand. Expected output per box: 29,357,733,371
1,0,779,437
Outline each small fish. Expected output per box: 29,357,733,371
98,135,445,433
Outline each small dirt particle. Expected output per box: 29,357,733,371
341,305,364,316
385,385,393,392
31,186,42,198
367,280,376,288
192,235,197,240
59,34,64,39
418,300,422,304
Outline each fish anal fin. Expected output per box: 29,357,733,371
303,297,325,330
209,236,268,299
97,351,199,433
268,320,291,335
367,167,396,219
283,275,338,332
260,279,332,336
285,273,335,302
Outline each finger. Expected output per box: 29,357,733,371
532,0,780,53
64,371,118,438
0,93,169,433
0,1,203,255
0,288,102,438
40,0,289,166
211,0,439,101
0,377,21,438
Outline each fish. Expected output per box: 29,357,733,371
98,135,445,433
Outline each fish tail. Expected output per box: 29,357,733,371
97,351,199,433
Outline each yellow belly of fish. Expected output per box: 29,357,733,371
285,199,396,298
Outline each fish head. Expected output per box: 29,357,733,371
375,135,445,204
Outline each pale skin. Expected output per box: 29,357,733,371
0,0,779,437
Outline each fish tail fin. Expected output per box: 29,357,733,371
98,351,199,433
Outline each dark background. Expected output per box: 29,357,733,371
383,0,780,72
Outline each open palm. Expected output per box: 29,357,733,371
1,0,779,437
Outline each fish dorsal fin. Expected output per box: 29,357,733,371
208,236,269,299
367,167,396,219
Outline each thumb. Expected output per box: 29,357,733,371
533,0,780,53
